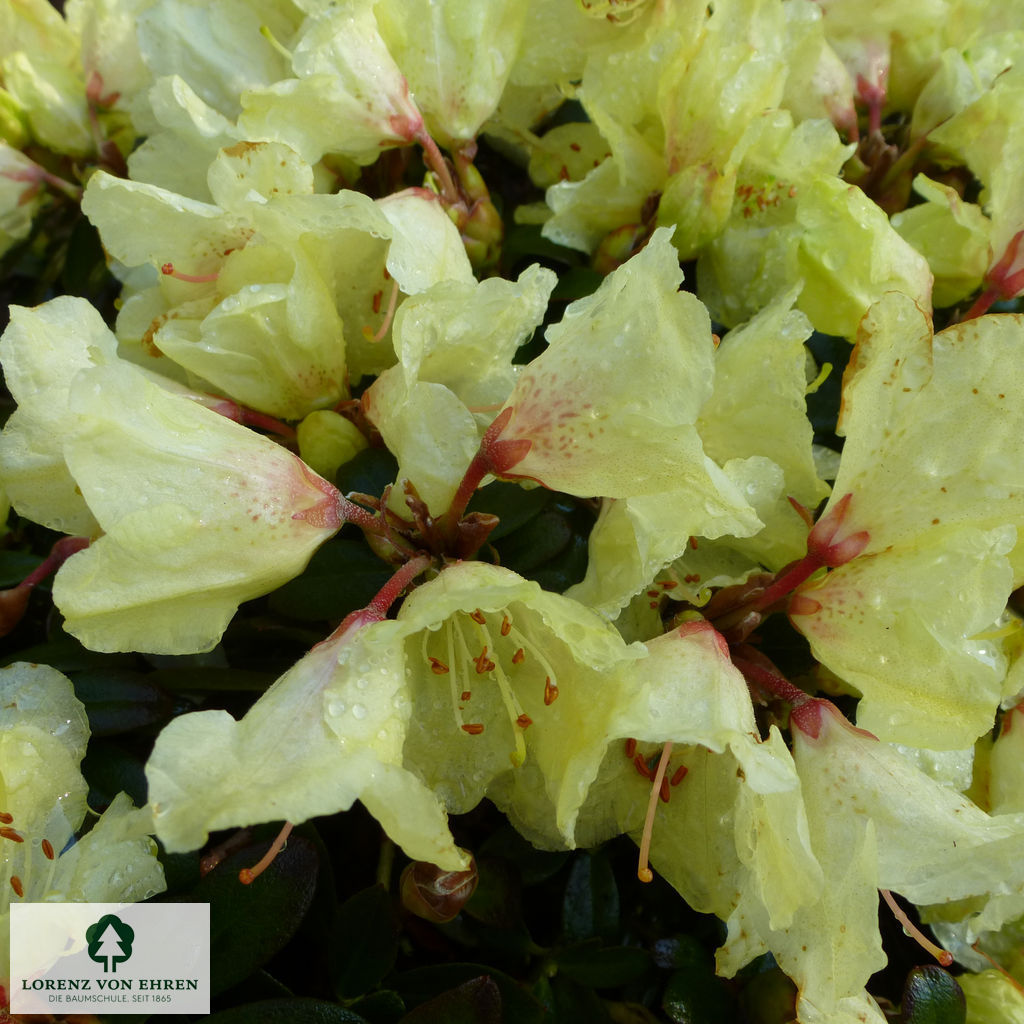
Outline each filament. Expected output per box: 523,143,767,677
637,742,673,883
880,889,953,966
239,821,294,885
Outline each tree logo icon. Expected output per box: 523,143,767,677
86,914,135,973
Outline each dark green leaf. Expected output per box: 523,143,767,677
204,998,369,1023
397,976,502,1024
555,943,651,988
467,481,551,541
335,447,399,499
392,964,547,1024
478,826,569,886
331,885,398,1000
147,666,275,692
82,740,149,809
901,966,966,1024
0,630,136,671
464,856,522,929
661,965,737,1024
562,850,619,943
549,976,612,1024
349,990,406,1024
0,550,43,587
804,331,851,456
185,831,319,995
269,538,392,622
737,964,797,1024
71,669,174,735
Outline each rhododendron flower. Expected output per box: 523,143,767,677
148,562,711,867
485,229,747,499
790,293,1024,748
0,297,347,654
0,663,165,1004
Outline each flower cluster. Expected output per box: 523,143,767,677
4,0,1024,1020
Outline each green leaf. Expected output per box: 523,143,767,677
661,964,738,1024
331,885,398,1000
392,964,547,1024
463,856,523,929
204,999,370,1024
71,669,174,736
467,481,551,542
562,849,619,943
268,538,392,623
185,830,320,995
82,739,149,810
397,976,502,1024
901,966,966,1024
554,943,651,988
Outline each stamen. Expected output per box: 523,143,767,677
429,657,449,674
372,290,383,314
460,690,472,701
501,615,512,636
10,876,23,898
160,262,219,284
0,811,12,824
1,827,24,842
41,839,55,860
625,738,637,758
670,765,688,787
637,742,673,883
361,277,400,343
879,889,953,967
462,723,485,735
659,777,671,803
470,609,487,624
633,753,651,778
517,714,533,728
512,648,525,664
474,646,495,673
239,821,293,885
543,677,558,705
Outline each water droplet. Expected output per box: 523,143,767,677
327,699,346,717
356,677,369,690
352,703,367,720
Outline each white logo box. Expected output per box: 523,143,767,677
11,902,210,1015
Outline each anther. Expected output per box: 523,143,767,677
512,648,525,664
462,723,485,735
470,609,487,625
625,738,637,758
659,777,671,803
239,821,293,885
41,838,55,860
633,752,651,779
0,811,12,824
160,262,219,284
10,876,23,898
516,714,533,728
1,826,24,843
362,277,400,343
670,765,688,787
543,677,559,705
429,657,450,674
475,647,495,673
501,615,512,636
460,690,472,701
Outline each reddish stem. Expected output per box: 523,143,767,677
731,646,812,709
415,128,459,207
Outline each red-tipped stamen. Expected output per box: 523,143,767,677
160,262,219,284
516,714,533,728
638,742,673,883
41,839,54,860
0,812,12,824
461,723,485,735
200,828,254,877
543,677,559,705
470,609,487,625
10,876,23,898
0,827,24,842
429,657,449,674
880,889,953,967
625,738,637,759
362,277,400,342
239,821,294,885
